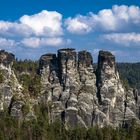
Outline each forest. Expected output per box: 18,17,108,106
0,110,140,140
117,63,140,90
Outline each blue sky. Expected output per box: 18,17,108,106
0,0,140,62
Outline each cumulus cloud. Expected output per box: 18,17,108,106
20,10,63,36
65,5,140,34
0,10,63,37
0,10,70,51
102,33,140,47
0,36,71,50
0,21,33,37
65,15,92,34
21,37,71,48
0,37,17,47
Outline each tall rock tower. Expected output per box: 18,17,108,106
96,50,139,127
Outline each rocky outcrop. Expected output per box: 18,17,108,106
58,49,80,127
0,50,14,66
0,50,23,113
39,49,140,128
0,50,37,120
96,51,139,127
77,51,97,127
39,49,98,128
96,51,125,126
39,53,62,122
0,49,139,128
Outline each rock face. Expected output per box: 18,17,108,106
39,49,140,128
39,49,98,128
0,50,22,113
39,53,62,122
0,49,140,128
95,51,140,127
0,50,37,120
96,51,125,126
0,50,15,66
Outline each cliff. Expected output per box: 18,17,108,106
0,49,139,128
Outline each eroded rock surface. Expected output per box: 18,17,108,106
96,51,140,127
0,50,23,115
39,49,140,128
0,49,140,128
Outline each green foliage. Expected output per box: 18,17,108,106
13,59,39,75
117,63,140,89
0,69,5,83
28,75,42,97
13,60,41,97
20,74,31,89
0,111,140,140
21,104,30,117
69,126,87,140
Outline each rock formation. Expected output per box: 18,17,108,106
39,48,140,128
0,50,23,115
0,49,140,128
96,51,138,127
0,50,35,119
39,49,97,128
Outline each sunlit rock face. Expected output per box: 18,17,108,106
39,53,61,101
0,50,37,119
0,50,23,115
96,51,139,127
58,49,80,127
0,50,15,110
96,51,125,126
77,51,97,127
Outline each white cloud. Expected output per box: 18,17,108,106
0,37,71,49
0,10,70,50
20,10,63,36
0,10,63,37
21,37,40,48
0,21,33,37
0,37,17,47
21,37,71,48
65,5,140,34
102,33,140,47
65,15,92,34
